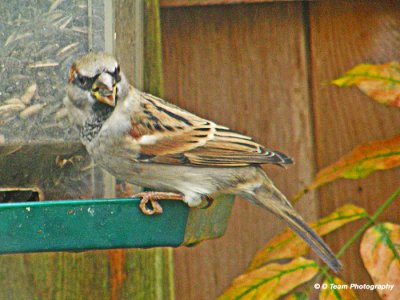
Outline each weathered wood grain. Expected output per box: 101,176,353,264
111,1,175,299
0,249,175,300
160,0,300,9
161,3,316,299
309,1,400,298
115,0,144,89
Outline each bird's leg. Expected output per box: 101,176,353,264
198,195,214,209
132,192,184,215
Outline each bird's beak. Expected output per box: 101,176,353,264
91,73,117,107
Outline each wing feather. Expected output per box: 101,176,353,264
130,92,293,167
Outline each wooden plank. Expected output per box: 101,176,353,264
161,3,315,299
0,249,176,300
110,1,175,299
309,1,400,298
144,0,165,96
160,0,302,9
115,0,144,89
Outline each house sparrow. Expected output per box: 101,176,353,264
64,52,342,273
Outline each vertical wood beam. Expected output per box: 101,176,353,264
309,1,400,298
162,3,315,299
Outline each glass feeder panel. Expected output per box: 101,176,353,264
0,0,105,143
0,0,108,201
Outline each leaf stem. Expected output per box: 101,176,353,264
336,186,400,258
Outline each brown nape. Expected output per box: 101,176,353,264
68,63,77,83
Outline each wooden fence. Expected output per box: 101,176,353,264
160,1,400,299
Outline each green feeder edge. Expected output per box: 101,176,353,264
0,195,234,254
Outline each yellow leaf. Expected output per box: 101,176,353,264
294,135,400,202
319,277,357,300
360,223,400,300
332,62,400,107
283,292,309,300
248,204,366,271
218,257,319,300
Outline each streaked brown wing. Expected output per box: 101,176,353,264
130,92,293,166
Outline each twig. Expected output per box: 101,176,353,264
336,186,400,258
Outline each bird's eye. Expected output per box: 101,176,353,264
76,74,87,86
73,73,96,91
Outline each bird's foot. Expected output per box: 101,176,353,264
198,195,214,209
132,192,184,215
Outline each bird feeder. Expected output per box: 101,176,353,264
0,0,234,255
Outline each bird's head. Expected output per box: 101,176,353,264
66,52,128,112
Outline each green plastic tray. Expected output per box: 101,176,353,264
0,196,234,254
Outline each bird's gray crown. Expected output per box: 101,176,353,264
73,52,119,78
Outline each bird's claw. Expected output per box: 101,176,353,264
132,192,184,215
199,195,214,209
139,196,163,215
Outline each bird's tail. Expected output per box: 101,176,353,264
244,173,342,273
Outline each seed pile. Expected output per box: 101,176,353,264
0,0,96,144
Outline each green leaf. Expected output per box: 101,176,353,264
360,223,400,299
294,135,400,202
218,257,319,300
319,277,357,300
332,62,400,107
284,291,310,300
248,204,366,271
